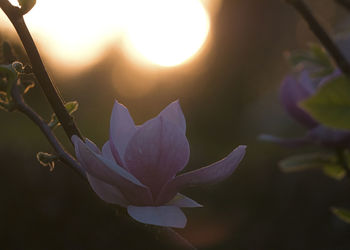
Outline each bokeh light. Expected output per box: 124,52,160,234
121,0,210,67
5,0,213,69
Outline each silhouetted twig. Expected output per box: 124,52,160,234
286,0,350,77
11,80,86,178
0,0,82,141
335,0,350,11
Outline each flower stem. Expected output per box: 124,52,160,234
158,228,196,250
286,0,350,77
0,0,82,141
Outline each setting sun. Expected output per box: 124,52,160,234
121,0,210,67
20,0,123,67
4,0,211,68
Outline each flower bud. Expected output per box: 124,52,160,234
18,0,36,15
36,152,57,171
12,61,24,73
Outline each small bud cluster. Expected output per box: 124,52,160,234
36,152,58,171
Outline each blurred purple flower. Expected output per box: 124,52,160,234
261,68,350,148
72,100,246,228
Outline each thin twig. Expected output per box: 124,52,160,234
335,0,350,11
286,0,350,77
0,0,82,141
11,80,86,179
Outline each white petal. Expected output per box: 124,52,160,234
102,141,117,164
156,145,246,204
72,135,153,205
166,193,202,208
127,206,187,228
159,100,186,134
95,153,144,187
87,173,129,207
109,100,137,166
85,138,100,153
124,116,190,198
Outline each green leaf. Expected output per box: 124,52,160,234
301,76,350,130
287,50,314,66
278,153,335,173
65,101,79,114
322,164,346,180
18,0,36,15
48,101,79,129
331,207,350,224
286,43,334,77
309,44,332,68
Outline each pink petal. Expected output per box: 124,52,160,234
280,75,317,128
159,100,186,134
85,138,100,153
156,145,246,204
73,136,153,206
124,116,190,199
109,100,138,168
298,69,318,94
86,173,129,207
306,125,350,148
127,205,187,228
166,193,202,208
102,141,117,164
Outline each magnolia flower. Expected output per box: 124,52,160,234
261,68,350,148
72,100,246,228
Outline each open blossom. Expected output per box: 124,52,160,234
261,68,350,148
72,100,246,228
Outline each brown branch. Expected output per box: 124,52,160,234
11,80,86,179
335,0,350,11
286,0,350,77
0,0,82,141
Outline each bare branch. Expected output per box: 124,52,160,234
335,0,350,11
286,0,350,77
11,80,86,179
0,0,82,141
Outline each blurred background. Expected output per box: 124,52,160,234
1,0,350,249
